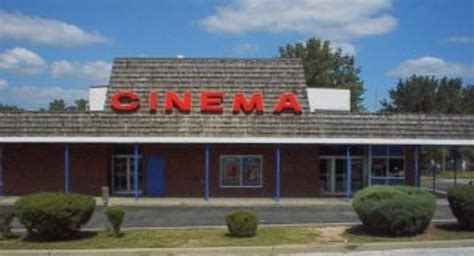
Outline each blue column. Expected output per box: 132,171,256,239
275,145,281,202
64,144,70,193
414,145,420,187
204,145,210,201
345,145,352,202
134,144,139,201
453,146,458,186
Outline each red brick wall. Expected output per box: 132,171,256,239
405,146,416,186
3,143,321,197
142,144,204,197
281,145,320,197
3,144,109,196
142,144,320,197
4,144,64,195
70,144,109,195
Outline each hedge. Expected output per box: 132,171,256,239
226,210,259,237
106,206,125,237
352,185,436,236
447,185,474,230
14,192,95,239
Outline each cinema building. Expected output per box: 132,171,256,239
0,58,473,199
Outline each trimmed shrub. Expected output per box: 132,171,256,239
0,208,15,240
226,210,259,237
352,185,436,236
14,192,95,239
447,185,474,230
106,206,125,237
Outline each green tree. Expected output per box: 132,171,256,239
67,99,88,112
279,38,365,111
0,103,24,112
48,98,88,112
461,85,474,114
381,75,472,114
381,75,473,171
48,99,67,112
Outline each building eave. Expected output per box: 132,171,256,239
0,136,472,146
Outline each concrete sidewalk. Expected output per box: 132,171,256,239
1,239,473,255
0,196,451,207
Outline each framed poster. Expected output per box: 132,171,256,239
220,155,263,188
242,156,262,186
221,156,241,186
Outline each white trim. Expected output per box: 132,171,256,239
1,136,473,145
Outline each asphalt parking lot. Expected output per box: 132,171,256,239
2,204,456,229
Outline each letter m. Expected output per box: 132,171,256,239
232,93,264,114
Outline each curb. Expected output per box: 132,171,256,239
1,239,473,255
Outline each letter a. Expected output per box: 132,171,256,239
274,92,302,114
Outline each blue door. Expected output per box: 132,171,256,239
146,154,165,197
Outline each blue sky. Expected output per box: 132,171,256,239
0,0,473,110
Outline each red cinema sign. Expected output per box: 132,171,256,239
110,91,302,114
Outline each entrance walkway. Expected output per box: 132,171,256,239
0,196,450,207
1,197,455,229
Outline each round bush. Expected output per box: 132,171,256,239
0,208,15,240
352,186,436,236
106,206,125,237
14,192,95,239
226,210,259,237
447,185,474,230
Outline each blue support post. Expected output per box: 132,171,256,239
414,145,420,187
453,146,458,186
64,144,70,193
345,146,352,202
134,144,139,201
275,145,281,202
204,145,210,201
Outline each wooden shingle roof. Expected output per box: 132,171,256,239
105,58,310,114
0,58,473,144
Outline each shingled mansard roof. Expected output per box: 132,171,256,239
0,58,473,145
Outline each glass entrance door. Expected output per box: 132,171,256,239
112,155,142,194
320,157,365,195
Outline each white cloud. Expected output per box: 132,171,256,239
331,42,356,56
445,36,474,44
388,56,474,78
0,79,8,90
51,60,112,84
233,42,259,54
200,0,397,40
0,11,109,47
0,47,47,75
5,84,87,110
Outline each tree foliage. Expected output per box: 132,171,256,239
381,75,473,114
48,99,88,112
279,38,365,111
0,103,24,112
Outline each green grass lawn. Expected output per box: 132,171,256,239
0,224,472,250
0,227,320,250
422,171,474,179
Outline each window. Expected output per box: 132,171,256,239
112,145,142,194
370,146,405,184
220,155,262,188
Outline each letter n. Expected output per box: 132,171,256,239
165,91,192,113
